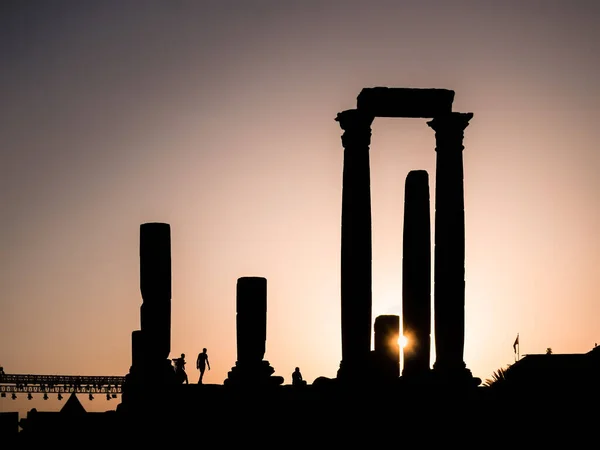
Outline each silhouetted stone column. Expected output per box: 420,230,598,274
335,109,375,382
428,113,478,384
224,277,283,387
236,276,267,363
402,170,431,378
139,222,172,362
131,330,146,369
122,223,176,408
373,315,400,380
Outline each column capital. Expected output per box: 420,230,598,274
427,112,473,133
335,109,375,131
335,109,375,149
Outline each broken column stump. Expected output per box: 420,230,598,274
224,277,283,387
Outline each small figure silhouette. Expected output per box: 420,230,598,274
292,367,307,387
172,353,189,384
196,348,210,384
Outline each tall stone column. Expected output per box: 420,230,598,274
122,223,176,408
236,276,267,363
335,109,375,381
139,222,172,362
402,170,431,378
427,113,477,382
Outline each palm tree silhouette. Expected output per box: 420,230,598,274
483,365,511,388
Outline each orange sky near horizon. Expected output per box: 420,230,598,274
1,0,599,417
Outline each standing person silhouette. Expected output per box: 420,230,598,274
172,353,189,384
196,348,210,384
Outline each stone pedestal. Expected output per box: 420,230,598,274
372,315,400,381
224,360,283,387
335,109,375,382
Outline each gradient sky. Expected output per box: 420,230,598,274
1,0,599,416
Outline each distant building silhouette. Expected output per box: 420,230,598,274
503,346,600,391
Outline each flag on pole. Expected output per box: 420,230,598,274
513,334,519,353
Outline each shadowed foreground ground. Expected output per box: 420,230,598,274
14,382,599,445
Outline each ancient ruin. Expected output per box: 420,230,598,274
336,109,375,382
118,87,479,399
372,314,400,380
122,223,176,406
113,86,481,431
224,277,283,386
11,86,595,443
402,170,431,379
429,113,475,383
336,87,478,386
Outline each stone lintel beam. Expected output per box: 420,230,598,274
357,87,455,118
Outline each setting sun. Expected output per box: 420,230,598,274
399,335,409,349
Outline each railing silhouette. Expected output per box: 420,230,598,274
0,373,125,399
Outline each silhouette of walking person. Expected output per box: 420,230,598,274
292,367,307,387
196,348,210,384
172,353,189,384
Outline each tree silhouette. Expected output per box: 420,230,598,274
483,365,511,388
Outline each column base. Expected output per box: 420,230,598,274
336,356,384,386
223,360,284,387
120,359,178,409
431,363,481,388
400,368,435,386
